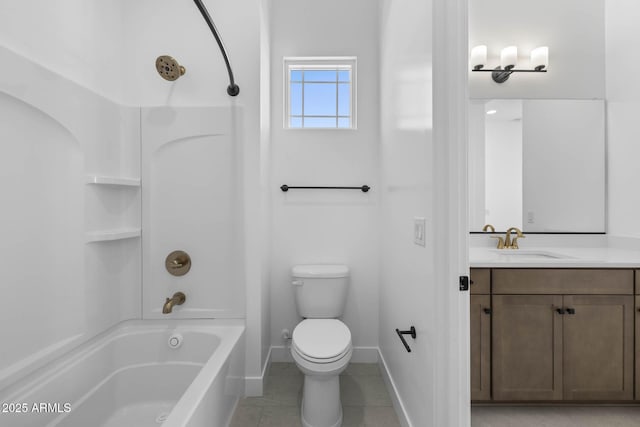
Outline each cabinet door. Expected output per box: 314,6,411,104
492,295,563,400
563,295,634,400
470,268,490,294
470,295,491,400
636,295,640,400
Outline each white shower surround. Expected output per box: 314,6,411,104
0,42,250,424
0,45,141,390
141,105,245,320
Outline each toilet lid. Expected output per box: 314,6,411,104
292,319,351,360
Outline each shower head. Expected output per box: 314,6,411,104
155,55,186,81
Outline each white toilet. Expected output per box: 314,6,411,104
290,264,353,427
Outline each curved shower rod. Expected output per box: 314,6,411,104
192,0,240,96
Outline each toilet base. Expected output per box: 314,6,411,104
300,374,343,427
301,404,342,427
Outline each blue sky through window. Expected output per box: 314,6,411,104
288,68,352,128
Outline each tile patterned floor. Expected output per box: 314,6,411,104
230,363,401,427
472,406,640,427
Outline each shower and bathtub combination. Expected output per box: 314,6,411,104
0,321,245,427
0,1,249,426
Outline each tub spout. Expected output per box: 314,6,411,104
163,292,186,314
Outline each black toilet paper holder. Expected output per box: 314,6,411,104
395,326,417,352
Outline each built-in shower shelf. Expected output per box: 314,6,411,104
85,175,140,187
85,228,141,243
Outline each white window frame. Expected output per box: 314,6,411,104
283,56,357,130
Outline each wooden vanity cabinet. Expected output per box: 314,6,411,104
470,269,491,401
490,269,634,401
492,294,563,400
636,270,640,400
470,268,490,294
563,294,634,400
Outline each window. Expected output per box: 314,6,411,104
284,57,356,129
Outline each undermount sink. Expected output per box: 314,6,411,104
489,249,572,260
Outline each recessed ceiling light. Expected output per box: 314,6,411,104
486,110,497,115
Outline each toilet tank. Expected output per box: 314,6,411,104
291,265,349,318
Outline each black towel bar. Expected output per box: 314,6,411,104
280,185,370,192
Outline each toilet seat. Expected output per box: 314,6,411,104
292,341,351,364
292,319,351,364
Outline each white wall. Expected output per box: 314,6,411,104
269,0,380,356
0,0,126,102
379,0,470,424
469,0,605,99
379,0,436,424
606,0,640,237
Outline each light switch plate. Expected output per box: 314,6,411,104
414,217,426,246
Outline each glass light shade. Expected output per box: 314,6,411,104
530,46,549,70
500,46,518,70
470,45,487,70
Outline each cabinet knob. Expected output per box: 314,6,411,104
566,308,576,315
556,308,565,315
483,308,492,315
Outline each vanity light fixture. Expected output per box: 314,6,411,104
470,45,487,71
500,46,518,70
471,45,548,83
530,46,549,70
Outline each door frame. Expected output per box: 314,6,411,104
433,0,470,424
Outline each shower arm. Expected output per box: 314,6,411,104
192,0,240,96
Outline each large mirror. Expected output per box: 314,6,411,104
469,99,605,233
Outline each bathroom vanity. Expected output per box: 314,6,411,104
470,246,640,403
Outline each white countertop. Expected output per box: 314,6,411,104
469,235,640,268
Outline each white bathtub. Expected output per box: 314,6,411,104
0,320,245,427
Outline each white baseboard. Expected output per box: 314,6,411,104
269,345,380,363
244,347,272,397
244,376,263,396
378,349,412,427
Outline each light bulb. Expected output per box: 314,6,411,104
470,45,487,71
500,46,518,70
530,46,549,71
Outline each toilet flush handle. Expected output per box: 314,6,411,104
292,280,304,286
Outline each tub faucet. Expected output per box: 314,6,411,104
163,292,186,314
